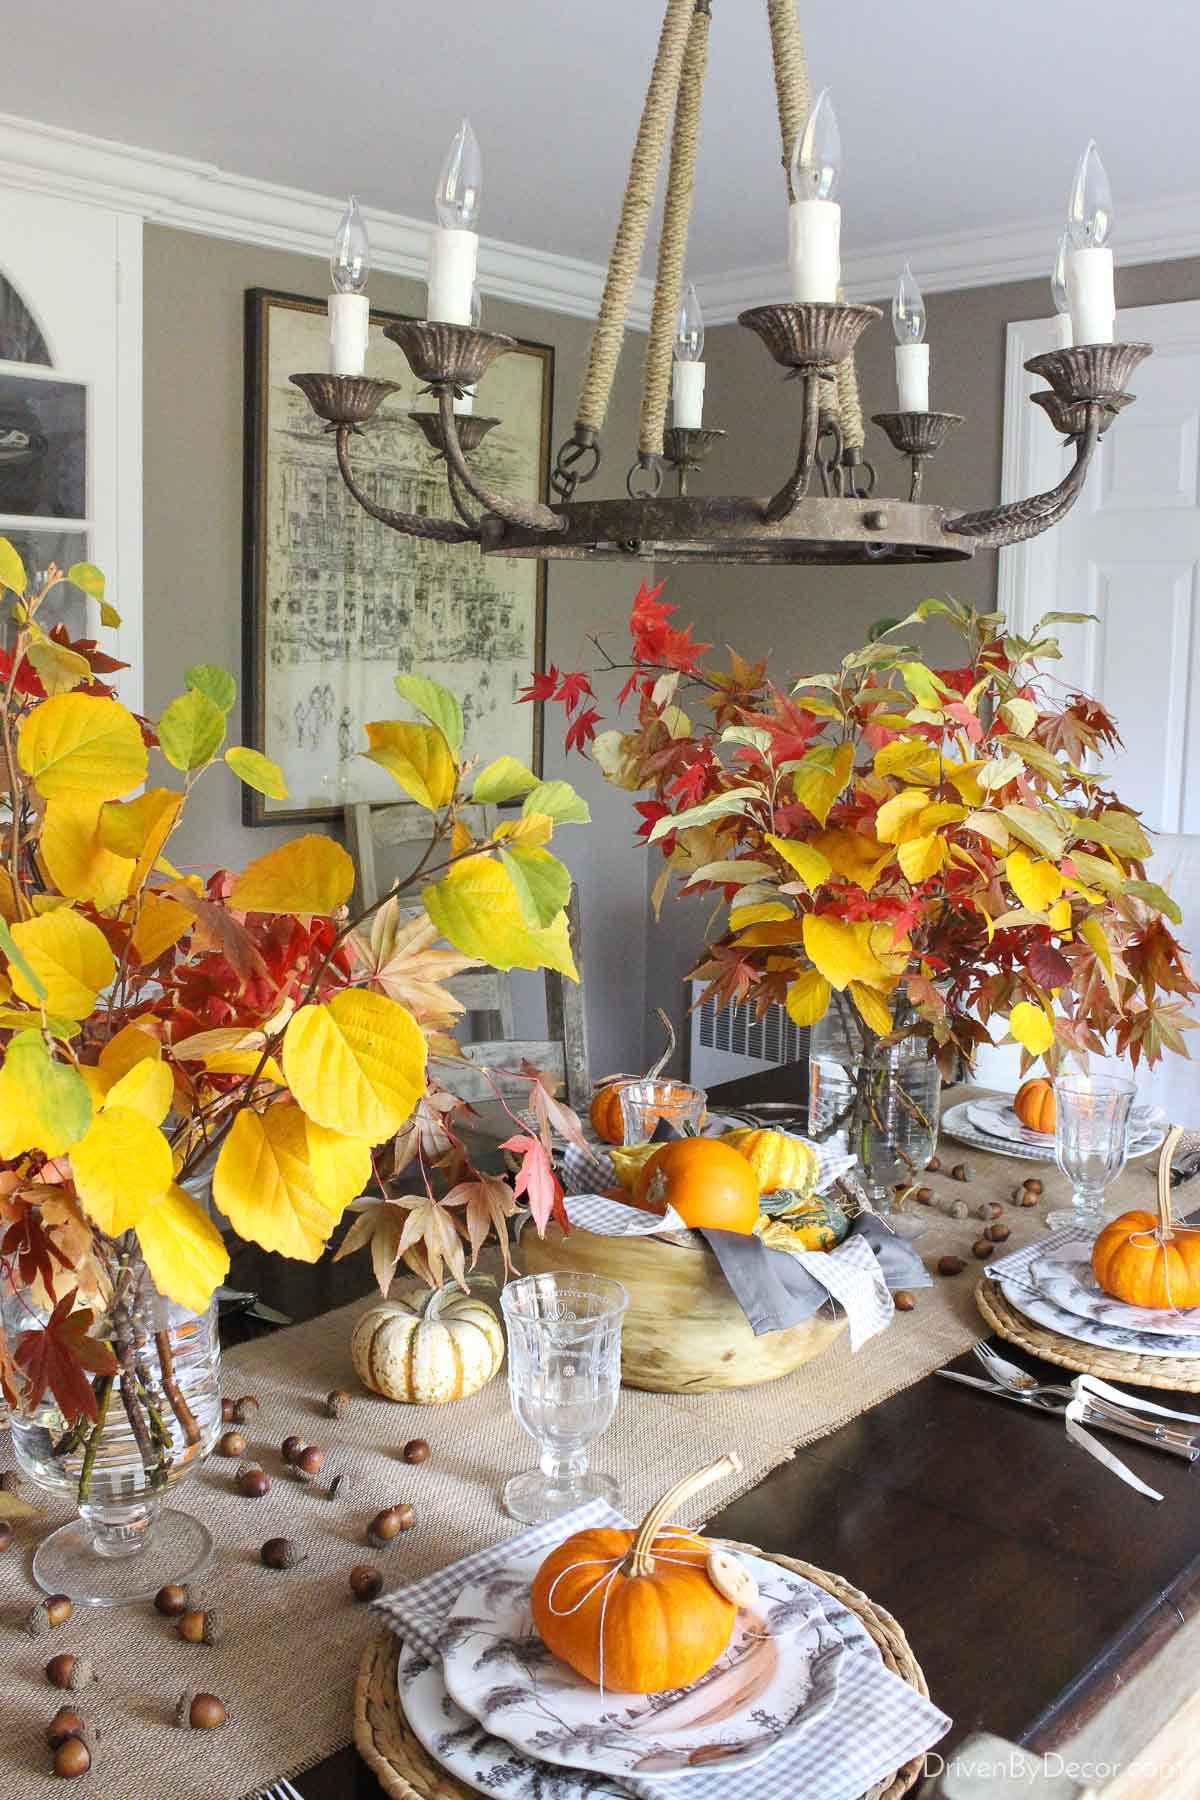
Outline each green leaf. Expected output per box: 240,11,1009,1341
682,858,776,889
158,689,227,771
646,785,761,845
0,536,27,597
1000,804,1066,860
998,735,1066,792
224,746,289,800
0,1031,92,1158
1033,610,1097,629
393,674,464,755
1124,879,1183,924
66,562,120,625
1000,698,1039,737
0,918,47,1000
473,754,540,805
185,664,237,714
719,725,773,754
1065,849,1126,894
899,662,951,709
522,780,591,826
500,846,572,928
1077,809,1153,860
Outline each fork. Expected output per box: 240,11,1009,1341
259,1781,305,1800
973,1342,1200,1442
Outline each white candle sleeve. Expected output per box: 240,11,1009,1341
895,342,930,413
1065,246,1115,346
453,387,476,417
427,226,479,325
327,293,370,376
672,361,706,430
788,199,841,304
1054,312,1074,350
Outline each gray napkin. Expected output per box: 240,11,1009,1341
700,1213,931,1337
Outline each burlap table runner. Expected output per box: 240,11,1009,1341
0,1111,1163,1800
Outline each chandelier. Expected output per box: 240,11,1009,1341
291,0,1150,568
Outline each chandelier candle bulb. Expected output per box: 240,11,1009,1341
672,281,706,430
328,195,371,376
1065,140,1116,346
892,264,929,412
428,117,482,326
788,88,841,303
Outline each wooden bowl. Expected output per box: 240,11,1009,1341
516,1223,847,1392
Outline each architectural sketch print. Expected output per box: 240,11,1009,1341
243,290,551,824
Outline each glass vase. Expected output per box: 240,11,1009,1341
808,1000,940,1207
2,1259,222,1605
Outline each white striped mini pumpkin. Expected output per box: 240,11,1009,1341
349,1286,505,1404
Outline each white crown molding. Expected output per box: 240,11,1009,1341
0,110,655,328
2,108,1198,332
698,196,1200,325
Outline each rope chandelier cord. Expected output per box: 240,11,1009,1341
290,0,1153,567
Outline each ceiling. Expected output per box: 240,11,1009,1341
6,0,1199,286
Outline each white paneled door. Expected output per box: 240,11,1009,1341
0,185,142,707
1001,299,1200,1122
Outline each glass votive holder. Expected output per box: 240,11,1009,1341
618,1079,707,1146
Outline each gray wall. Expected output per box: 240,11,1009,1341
142,224,649,1079
143,229,1200,1083
641,256,1200,1071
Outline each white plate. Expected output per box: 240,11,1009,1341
997,1273,1200,1359
439,1545,847,1783
942,1101,1163,1165
965,1096,1163,1155
1028,1241,1200,1339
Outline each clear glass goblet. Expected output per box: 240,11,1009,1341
500,1272,627,1524
1046,1071,1136,1232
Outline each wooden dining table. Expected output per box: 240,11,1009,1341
222,1067,1200,1799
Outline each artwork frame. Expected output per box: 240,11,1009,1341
241,287,553,827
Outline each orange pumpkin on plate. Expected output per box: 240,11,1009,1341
633,1137,759,1233
531,1456,741,1693
1092,1209,1200,1310
1013,1076,1055,1134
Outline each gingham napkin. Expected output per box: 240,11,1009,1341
561,1124,855,1200
374,1501,951,1800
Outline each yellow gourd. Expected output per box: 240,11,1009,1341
721,1127,818,1196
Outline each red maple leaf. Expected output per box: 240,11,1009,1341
1025,940,1074,991
0,645,45,698
554,670,594,714
633,800,672,846
518,664,560,704
14,1290,119,1425
667,750,715,809
564,705,601,755
499,1134,567,1233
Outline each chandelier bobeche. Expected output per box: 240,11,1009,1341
292,0,1150,568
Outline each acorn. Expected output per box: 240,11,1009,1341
947,1199,970,1220
368,1504,415,1549
972,1238,995,1262
26,1595,73,1637
1023,1177,1044,1196
349,1564,384,1602
914,1187,934,1206
51,1735,91,1779
260,1536,306,1570
936,1256,966,1277
1018,1188,1040,1207
892,1290,916,1312
977,1200,1004,1221
46,1654,96,1691
925,1155,942,1173
985,1222,1012,1244
402,1439,430,1466
950,1162,973,1183
217,1429,246,1459
325,1388,351,1420
178,1607,221,1645
154,1583,192,1618
220,1397,236,1424
231,1395,260,1425
46,1708,88,1750
281,1435,305,1467
175,1691,228,1731
236,1461,271,1499
0,1520,14,1553
293,1444,324,1484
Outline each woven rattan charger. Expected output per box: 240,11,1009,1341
975,1123,1200,1393
354,1541,929,1800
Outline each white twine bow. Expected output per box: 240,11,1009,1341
1063,1374,1200,1503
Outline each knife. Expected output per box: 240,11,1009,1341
935,1369,1200,1461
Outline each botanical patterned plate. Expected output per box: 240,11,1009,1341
997,1271,1200,1359
942,1102,1163,1165
965,1096,1163,1155
438,1547,846,1783
1028,1241,1200,1339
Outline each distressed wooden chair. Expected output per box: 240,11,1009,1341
344,800,590,1112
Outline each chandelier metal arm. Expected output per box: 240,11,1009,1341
446,464,483,531
762,367,824,523
437,391,567,534
946,406,1102,549
332,424,479,545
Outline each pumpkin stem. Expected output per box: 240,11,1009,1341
1156,1124,1185,1244
627,1453,741,1578
643,1009,677,1084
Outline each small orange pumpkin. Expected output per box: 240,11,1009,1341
531,1455,741,1693
1093,1126,1200,1310
1013,1076,1055,1134
633,1137,760,1233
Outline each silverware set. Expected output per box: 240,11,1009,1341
257,1779,305,1800
936,1341,1200,1462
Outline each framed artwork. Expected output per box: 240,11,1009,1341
241,288,553,826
